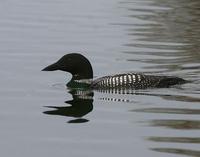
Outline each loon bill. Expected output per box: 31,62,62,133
42,53,188,89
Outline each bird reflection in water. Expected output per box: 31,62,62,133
43,89,94,123
43,86,195,124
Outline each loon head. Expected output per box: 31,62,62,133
42,53,93,80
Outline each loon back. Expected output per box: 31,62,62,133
91,73,186,89
42,53,188,89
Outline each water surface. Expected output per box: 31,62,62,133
0,0,200,157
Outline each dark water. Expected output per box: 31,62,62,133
0,0,200,157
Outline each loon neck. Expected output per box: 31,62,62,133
67,78,92,89
71,67,93,80
69,71,93,89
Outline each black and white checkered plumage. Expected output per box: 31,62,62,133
91,73,186,89
43,53,188,90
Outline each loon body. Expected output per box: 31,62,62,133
42,53,187,90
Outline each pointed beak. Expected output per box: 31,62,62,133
42,63,59,71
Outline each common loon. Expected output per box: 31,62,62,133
42,53,187,89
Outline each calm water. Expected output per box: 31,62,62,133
0,0,200,157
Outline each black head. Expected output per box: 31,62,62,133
42,53,93,80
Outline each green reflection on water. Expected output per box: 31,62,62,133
149,119,200,130
151,148,200,157
148,137,200,143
